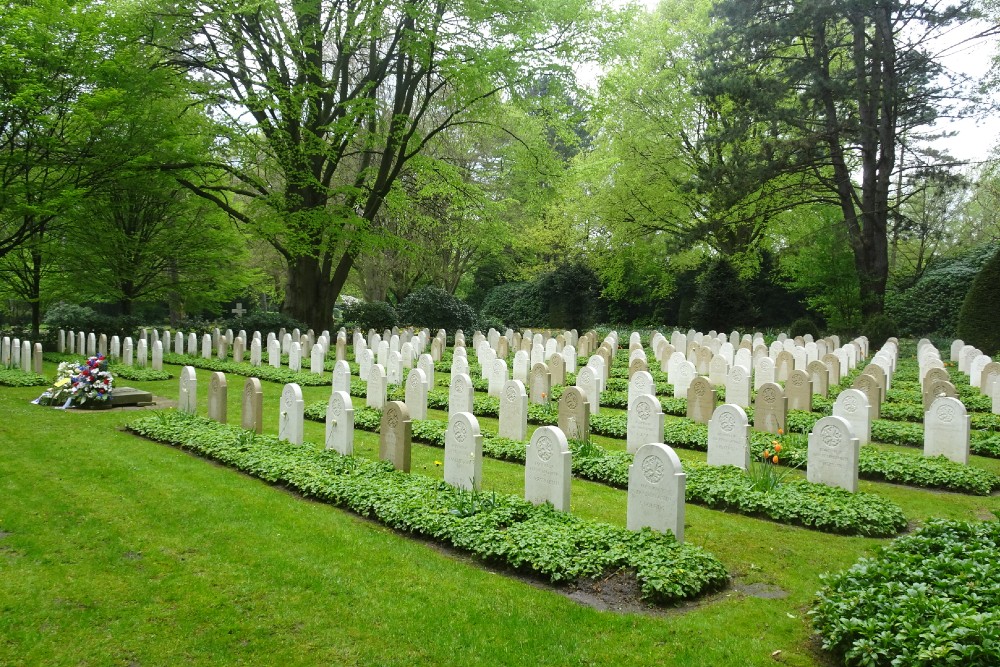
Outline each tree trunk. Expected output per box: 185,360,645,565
284,254,336,331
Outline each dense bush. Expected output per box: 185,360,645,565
957,245,1000,355
227,311,307,335
341,300,398,331
886,242,998,336
479,282,546,328
861,313,897,347
42,303,140,339
396,286,477,332
811,520,1000,666
788,317,821,340
43,303,102,331
688,257,756,332
535,261,603,330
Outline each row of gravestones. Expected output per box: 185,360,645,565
175,365,687,541
945,338,1000,406
58,331,165,370
1,337,43,373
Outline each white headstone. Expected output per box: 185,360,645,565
626,443,685,541
807,416,860,492
724,365,751,408
444,412,483,491
278,383,305,445
499,379,528,441
404,367,429,420
832,389,871,446
179,366,197,414
524,426,572,512
449,373,475,417
325,390,354,455
707,404,750,470
924,396,970,464
627,394,665,455
366,364,387,409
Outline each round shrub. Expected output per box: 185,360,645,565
43,303,103,332
862,313,897,347
227,311,308,335
957,245,1000,355
788,317,821,340
396,286,477,332
480,282,546,328
341,300,398,331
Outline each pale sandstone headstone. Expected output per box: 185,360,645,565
807,360,830,398
786,369,813,412
241,377,263,434
754,382,787,435
379,401,412,472
558,386,590,442
525,426,572,511
852,373,882,420
686,376,716,424
626,443,685,541
807,416,859,492
207,372,227,423
444,412,483,491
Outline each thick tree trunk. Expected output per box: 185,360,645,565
284,254,336,331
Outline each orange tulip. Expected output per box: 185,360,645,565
777,428,784,435
772,455,779,464
774,444,782,453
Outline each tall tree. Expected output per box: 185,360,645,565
153,0,600,329
699,0,980,317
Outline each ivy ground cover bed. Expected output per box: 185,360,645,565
304,403,908,537
125,411,729,604
811,519,1000,666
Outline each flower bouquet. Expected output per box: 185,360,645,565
34,355,114,409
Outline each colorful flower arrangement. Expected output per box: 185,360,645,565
34,355,114,408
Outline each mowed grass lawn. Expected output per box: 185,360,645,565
2,359,998,666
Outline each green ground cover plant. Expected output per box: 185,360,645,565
303,403,908,536
811,519,1000,666
0,368,48,387
125,411,729,603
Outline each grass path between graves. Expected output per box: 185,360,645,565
1,360,998,667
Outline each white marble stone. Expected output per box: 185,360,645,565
626,443,685,541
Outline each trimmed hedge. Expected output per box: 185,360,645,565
125,412,729,604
